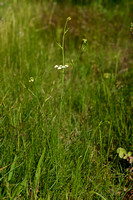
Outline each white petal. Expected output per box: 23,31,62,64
58,66,62,69
65,65,69,67
54,65,58,68
62,66,65,68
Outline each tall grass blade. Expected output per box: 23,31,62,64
8,155,17,182
34,148,46,196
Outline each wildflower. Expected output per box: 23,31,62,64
54,65,69,70
29,77,34,82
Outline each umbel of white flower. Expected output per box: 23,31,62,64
54,65,69,70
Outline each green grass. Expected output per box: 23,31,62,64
0,0,133,199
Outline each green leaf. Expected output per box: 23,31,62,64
123,155,128,159
127,151,132,156
117,147,127,154
119,151,124,158
117,147,127,158
11,176,27,200
34,148,46,194
0,162,23,182
8,155,17,182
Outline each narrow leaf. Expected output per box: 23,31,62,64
34,148,46,191
8,155,17,181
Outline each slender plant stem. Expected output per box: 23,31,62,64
58,17,71,133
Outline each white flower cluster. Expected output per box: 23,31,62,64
29,77,34,82
54,65,69,70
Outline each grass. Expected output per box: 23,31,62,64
0,0,133,199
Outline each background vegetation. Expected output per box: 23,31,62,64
0,0,133,199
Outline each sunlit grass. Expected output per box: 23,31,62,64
0,0,133,199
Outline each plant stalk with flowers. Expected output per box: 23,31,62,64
54,17,71,138
60,17,71,125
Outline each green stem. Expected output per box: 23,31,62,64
58,17,71,142
60,18,70,119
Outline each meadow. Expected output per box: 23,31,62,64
0,0,133,199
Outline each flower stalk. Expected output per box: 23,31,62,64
54,17,71,145
59,17,71,128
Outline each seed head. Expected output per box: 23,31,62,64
67,17,71,21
